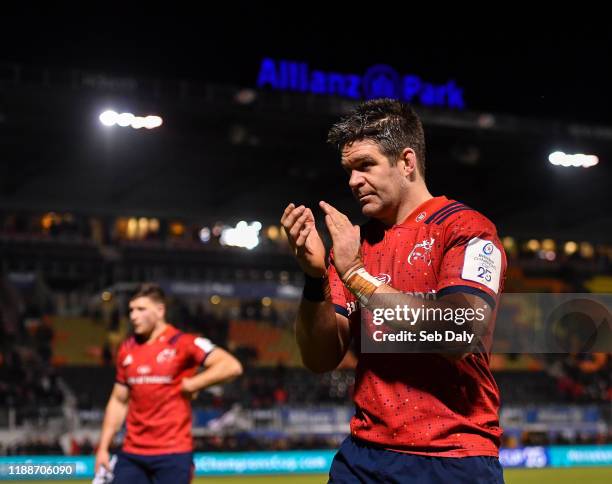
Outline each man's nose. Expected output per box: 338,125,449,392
349,171,364,189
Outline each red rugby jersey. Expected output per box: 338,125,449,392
116,324,215,455
328,196,507,457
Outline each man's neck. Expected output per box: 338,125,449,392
383,185,433,226
145,321,168,344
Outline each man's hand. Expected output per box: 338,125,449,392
94,448,111,473
319,201,362,278
280,204,326,277
181,377,200,400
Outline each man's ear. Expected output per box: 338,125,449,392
399,148,418,178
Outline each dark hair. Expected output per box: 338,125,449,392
130,283,166,305
327,98,426,176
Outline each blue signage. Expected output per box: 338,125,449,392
499,447,548,468
1,446,612,478
257,58,465,109
548,445,612,467
194,450,335,475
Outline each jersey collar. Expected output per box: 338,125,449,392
396,195,449,228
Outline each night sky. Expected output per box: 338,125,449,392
2,11,611,125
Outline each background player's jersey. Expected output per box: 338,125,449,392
328,196,507,457
115,324,215,455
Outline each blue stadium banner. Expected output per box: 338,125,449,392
499,447,548,468
194,450,336,475
2,446,611,479
548,445,612,467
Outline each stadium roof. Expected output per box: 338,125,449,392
1,15,610,239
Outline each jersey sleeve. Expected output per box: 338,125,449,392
183,334,217,366
327,251,357,319
115,342,128,386
436,210,507,308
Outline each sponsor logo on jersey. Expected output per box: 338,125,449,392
127,375,173,385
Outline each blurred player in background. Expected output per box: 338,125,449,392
94,283,243,483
